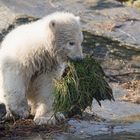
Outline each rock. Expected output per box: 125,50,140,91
0,1,140,139
0,2,15,32
0,0,140,49
0,103,6,119
0,0,55,33
0,0,55,18
92,83,140,121
50,0,140,50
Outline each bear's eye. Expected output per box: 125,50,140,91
69,42,75,46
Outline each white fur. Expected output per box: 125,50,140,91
0,12,83,125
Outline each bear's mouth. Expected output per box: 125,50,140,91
68,56,83,62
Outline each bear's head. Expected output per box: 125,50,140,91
46,12,84,62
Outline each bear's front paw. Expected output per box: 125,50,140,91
18,109,30,119
11,107,30,119
34,116,56,125
34,112,65,125
3,108,29,120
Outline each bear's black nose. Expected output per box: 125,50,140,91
75,57,83,61
69,57,83,62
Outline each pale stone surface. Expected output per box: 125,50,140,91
0,0,55,17
0,0,55,33
0,0,140,139
0,3,15,32
50,0,140,49
0,0,140,49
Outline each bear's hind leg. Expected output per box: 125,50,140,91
1,67,29,119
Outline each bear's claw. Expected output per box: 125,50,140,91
34,112,65,125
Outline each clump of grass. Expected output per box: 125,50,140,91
53,56,114,117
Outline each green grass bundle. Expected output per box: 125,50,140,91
53,56,114,117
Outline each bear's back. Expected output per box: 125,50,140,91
1,20,46,55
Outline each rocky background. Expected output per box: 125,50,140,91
0,0,140,139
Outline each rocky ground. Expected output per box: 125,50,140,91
0,0,140,139
120,0,140,8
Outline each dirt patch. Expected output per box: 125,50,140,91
120,80,140,104
0,119,68,139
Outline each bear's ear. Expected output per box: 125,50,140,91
49,20,56,30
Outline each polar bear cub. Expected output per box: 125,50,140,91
0,12,83,125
